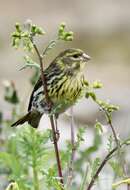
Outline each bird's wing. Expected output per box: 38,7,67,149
27,62,58,112
28,77,42,112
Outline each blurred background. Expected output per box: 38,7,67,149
0,0,130,135
0,0,130,189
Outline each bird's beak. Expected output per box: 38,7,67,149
83,53,91,61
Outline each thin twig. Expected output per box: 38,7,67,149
42,39,57,57
70,107,75,170
128,184,130,190
50,116,63,182
94,99,119,147
86,140,130,190
30,37,64,185
105,111,119,148
86,147,116,190
66,107,76,188
109,121,119,147
31,40,50,105
80,165,88,190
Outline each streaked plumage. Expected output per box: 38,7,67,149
11,48,90,128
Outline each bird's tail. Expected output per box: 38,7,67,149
11,112,31,127
11,111,42,128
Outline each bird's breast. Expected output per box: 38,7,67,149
50,74,85,105
31,74,86,115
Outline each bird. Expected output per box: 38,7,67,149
11,48,91,128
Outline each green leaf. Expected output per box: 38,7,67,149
85,91,97,101
96,99,119,113
112,178,130,189
91,157,100,178
107,135,114,152
12,21,46,52
35,26,45,35
124,139,130,145
43,168,64,190
30,24,45,36
95,121,103,134
76,127,86,148
15,23,21,33
58,22,74,41
92,80,103,89
12,37,21,49
22,37,34,52
20,55,40,71
0,152,23,178
109,160,124,177
16,127,51,168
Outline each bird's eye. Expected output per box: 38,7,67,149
73,54,80,58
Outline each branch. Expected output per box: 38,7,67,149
86,85,119,148
105,110,119,148
30,37,64,186
30,40,50,105
95,98,119,148
86,139,130,190
42,40,57,57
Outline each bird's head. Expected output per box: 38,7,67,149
55,48,91,76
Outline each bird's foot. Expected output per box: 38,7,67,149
50,130,60,143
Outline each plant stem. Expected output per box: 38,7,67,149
80,165,88,190
86,139,130,190
42,39,57,57
92,97,119,147
50,116,64,180
33,164,40,190
86,147,116,190
66,107,76,188
105,112,119,148
31,128,40,190
31,41,50,105
70,107,75,164
70,107,75,169
30,38,64,186
95,98,119,148
127,184,130,190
